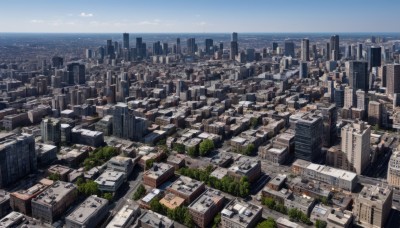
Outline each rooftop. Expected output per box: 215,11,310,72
32,181,76,206
95,170,125,187
106,205,136,228
139,211,174,228
168,176,204,197
228,156,260,175
160,193,185,210
188,189,224,214
358,184,392,203
221,198,262,226
144,163,174,179
66,195,108,225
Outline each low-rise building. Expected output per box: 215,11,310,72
143,163,174,188
65,195,109,228
227,156,261,183
31,181,77,224
0,211,25,228
221,198,263,228
160,193,185,210
167,176,205,204
327,209,353,228
259,144,288,165
276,217,304,228
108,156,135,180
188,189,225,228
285,194,316,217
292,159,357,192
95,170,125,192
47,164,72,182
140,189,162,209
166,154,185,170
36,143,58,166
10,181,51,215
106,204,139,228
138,211,174,228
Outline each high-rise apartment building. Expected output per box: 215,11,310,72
319,103,337,147
330,35,340,60
301,38,310,61
187,38,196,55
284,41,295,57
368,101,382,127
112,103,147,141
341,121,371,174
0,133,36,188
40,118,61,145
67,63,85,85
386,64,400,98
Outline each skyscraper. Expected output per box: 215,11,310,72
368,46,382,69
0,134,36,188
330,35,340,60
152,41,162,55
136,37,143,59
301,38,310,61
106,39,115,59
205,39,214,55
177,38,181,54
231,32,238,42
284,41,295,57
272,42,278,52
319,103,337,147
162,43,168,55
41,118,61,145
326,43,331,60
187,38,196,55
123,33,129,49
386,64,400,97
294,113,323,162
299,62,308,78
357,43,363,60
341,121,371,174
67,63,85,85
346,61,369,91
230,33,238,60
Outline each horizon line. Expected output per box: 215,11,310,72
1,31,400,34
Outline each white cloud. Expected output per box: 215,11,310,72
30,19,44,23
137,19,160,26
80,12,94,17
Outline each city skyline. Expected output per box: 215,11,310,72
0,0,399,33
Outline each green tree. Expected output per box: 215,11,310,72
184,209,194,228
199,139,215,156
212,212,221,228
48,173,61,181
173,143,185,153
102,192,113,201
251,117,260,129
146,159,155,170
77,180,100,196
244,144,255,155
257,217,277,228
262,197,276,209
133,185,147,200
187,146,199,157
315,219,327,228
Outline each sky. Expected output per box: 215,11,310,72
0,0,399,33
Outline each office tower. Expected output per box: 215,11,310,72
106,39,115,59
326,43,330,60
354,185,392,228
0,134,36,188
41,118,61,145
67,63,85,85
334,84,345,108
272,42,278,52
141,43,147,58
319,103,337,147
162,43,168,55
135,37,143,59
341,121,371,174
368,46,382,69
357,43,363,60
388,150,400,187
219,42,223,51
386,64,400,97
345,45,351,58
299,62,308,78
231,32,238,42
330,35,340,60
312,44,317,59
301,38,310,61
344,86,355,108
152,41,162,55
123,33,129,49
177,38,181,54
230,41,238,60
114,41,120,55
368,101,382,127
97,47,105,60
346,61,369,91
284,41,295,57
51,56,63,69
187,38,196,55
205,39,213,55
113,103,136,140
246,48,255,62
294,113,323,162
85,49,92,59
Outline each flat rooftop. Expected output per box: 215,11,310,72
168,176,204,197
32,181,76,206
106,205,136,228
188,189,224,214
221,198,262,226
228,156,260,175
160,193,185,210
95,170,125,187
66,195,108,225
139,211,174,228
306,163,357,181
144,163,174,179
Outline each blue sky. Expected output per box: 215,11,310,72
0,0,399,33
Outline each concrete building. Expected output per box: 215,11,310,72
341,121,371,174
188,189,225,228
138,211,174,228
112,103,148,141
221,198,262,228
167,176,205,204
31,181,77,224
0,211,25,228
294,113,323,162
36,143,57,166
301,38,310,61
346,61,369,92
353,185,392,228
327,209,353,228
47,164,72,182
40,118,61,145
160,193,185,210
276,217,304,228
0,133,36,188
65,195,108,228
292,159,357,192
106,204,139,228
143,163,174,188
284,194,316,217
71,127,104,147
95,170,125,192
227,156,261,183
0,190,10,218
386,64,400,98
368,101,382,127
108,156,135,180
388,150,400,187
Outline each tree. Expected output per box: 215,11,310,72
102,192,113,201
173,143,185,153
133,185,147,200
262,197,276,209
244,144,255,155
187,146,199,157
251,117,260,129
146,159,155,170
77,180,100,196
315,219,327,228
48,173,61,181
212,213,221,228
257,217,277,228
184,209,194,228
199,139,215,156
